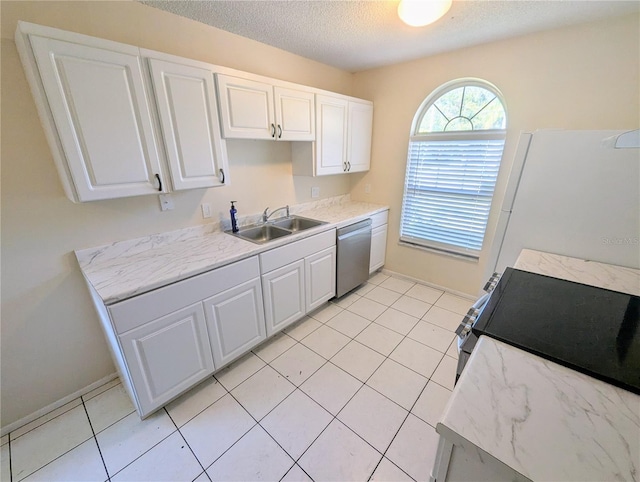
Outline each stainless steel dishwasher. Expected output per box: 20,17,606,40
336,218,372,298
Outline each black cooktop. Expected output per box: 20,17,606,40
472,268,640,394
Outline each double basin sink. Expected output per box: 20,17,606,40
229,215,327,244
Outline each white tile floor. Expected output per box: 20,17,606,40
1,273,471,482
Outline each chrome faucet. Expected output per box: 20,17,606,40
262,205,289,222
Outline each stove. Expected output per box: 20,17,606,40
463,268,640,394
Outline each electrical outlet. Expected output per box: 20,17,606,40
201,203,212,218
159,194,174,211
311,186,320,198
364,183,371,194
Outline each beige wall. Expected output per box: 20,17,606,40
351,14,640,295
1,1,352,428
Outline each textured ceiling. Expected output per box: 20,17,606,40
140,1,640,72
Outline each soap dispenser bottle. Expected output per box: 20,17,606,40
230,201,239,233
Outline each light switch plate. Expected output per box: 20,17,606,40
159,194,174,211
201,203,212,218
364,183,371,194
311,187,320,198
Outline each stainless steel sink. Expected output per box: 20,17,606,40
233,224,292,244
228,215,327,244
271,215,327,232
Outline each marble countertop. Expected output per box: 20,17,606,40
514,248,640,296
439,336,639,482
438,248,640,481
76,196,388,304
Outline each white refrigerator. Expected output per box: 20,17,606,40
485,129,640,281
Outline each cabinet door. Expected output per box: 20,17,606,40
305,246,336,312
216,75,275,139
347,101,373,173
274,87,315,141
262,260,305,336
119,303,214,417
203,277,266,368
315,95,348,175
148,59,228,190
29,35,163,202
370,224,388,273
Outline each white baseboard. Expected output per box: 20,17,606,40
1,372,118,437
380,268,476,300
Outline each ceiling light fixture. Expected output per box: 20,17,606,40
397,0,453,27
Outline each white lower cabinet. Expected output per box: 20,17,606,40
106,256,264,417
94,232,337,419
305,246,337,312
260,229,337,334
119,302,214,415
369,210,389,273
204,278,266,367
262,260,306,336
370,225,388,273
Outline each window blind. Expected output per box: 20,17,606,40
400,137,505,257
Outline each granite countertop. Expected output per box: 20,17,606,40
437,248,640,481
75,195,388,304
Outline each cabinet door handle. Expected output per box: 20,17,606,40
219,168,225,184
277,124,282,139
155,173,162,192
347,161,351,171
271,123,276,138
343,162,347,172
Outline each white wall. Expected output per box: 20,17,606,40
350,13,640,295
0,0,353,428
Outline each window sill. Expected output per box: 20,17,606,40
398,240,479,263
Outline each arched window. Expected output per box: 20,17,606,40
400,79,507,258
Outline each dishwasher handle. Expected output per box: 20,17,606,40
337,218,372,240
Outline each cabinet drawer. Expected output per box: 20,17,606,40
260,229,336,274
109,256,260,333
370,210,389,229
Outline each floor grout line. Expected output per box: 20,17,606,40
8,432,12,482
100,421,177,480
8,399,83,442
11,406,99,482
202,389,296,476
334,286,454,481
165,407,210,480
80,400,110,482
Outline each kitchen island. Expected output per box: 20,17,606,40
431,249,640,482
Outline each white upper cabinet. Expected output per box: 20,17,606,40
315,95,349,175
216,74,315,141
216,75,274,139
17,22,373,200
347,101,374,173
274,86,315,141
26,34,164,202
292,95,373,176
148,58,228,190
